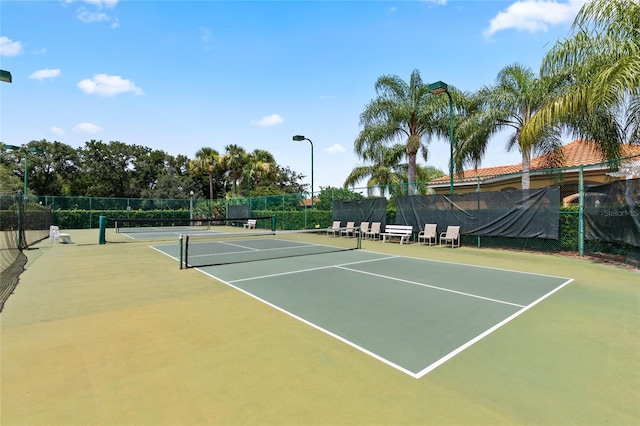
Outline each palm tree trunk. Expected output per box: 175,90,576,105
208,172,214,201
232,172,237,196
407,154,417,195
521,148,531,190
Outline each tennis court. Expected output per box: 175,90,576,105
152,232,572,378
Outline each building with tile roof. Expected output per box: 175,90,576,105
428,140,640,201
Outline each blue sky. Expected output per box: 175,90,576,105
1,0,586,192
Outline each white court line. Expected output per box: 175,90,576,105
149,245,180,261
149,245,574,379
196,262,418,378
335,266,526,308
392,252,572,281
228,255,400,283
413,277,574,378
217,241,262,251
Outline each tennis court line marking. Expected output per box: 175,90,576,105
150,246,574,379
227,254,400,283
335,266,526,308
201,262,572,380
217,241,261,251
196,264,419,379
413,277,574,378
395,252,571,281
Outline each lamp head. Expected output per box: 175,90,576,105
428,81,449,95
292,135,306,142
0,70,11,83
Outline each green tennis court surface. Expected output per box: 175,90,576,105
152,241,572,378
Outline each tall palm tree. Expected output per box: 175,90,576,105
524,0,640,157
457,63,565,189
189,147,219,202
355,69,445,195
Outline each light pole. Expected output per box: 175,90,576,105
1,144,44,197
428,81,454,194
189,190,194,220
292,135,314,208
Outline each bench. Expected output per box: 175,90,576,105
243,219,257,229
380,225,413,244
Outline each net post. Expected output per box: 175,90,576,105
357,227,362,249
179,234,184,269
184,234,190,269
98,216,107,244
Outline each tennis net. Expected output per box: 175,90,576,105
111,216,273,234
180,228,361,268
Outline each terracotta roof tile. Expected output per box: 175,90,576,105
430,140,640,185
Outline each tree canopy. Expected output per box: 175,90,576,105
0,139,305,199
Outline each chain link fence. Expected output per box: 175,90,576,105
32,155,640,268
1,192,53,311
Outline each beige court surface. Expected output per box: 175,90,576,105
1,229,638,425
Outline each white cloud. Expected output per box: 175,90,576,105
83,0,118,9
324,144,346,154
484,0,585,37
73,123,102,134
76,7,110,23
77,74,143,96
70,0,119,26
251,114,284,127
50,126,66,136
63,0,118,9
0,36,23,57
30,69,61,81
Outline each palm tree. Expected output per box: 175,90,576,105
457,63,565,189
396,163,445,195
189,147,219,201
355,69,445,195
344,143,405,197
247,149,276,191
524,0,640,157
220,144,248,196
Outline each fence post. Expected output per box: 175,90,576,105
578,165,584,256
477,176,481,249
